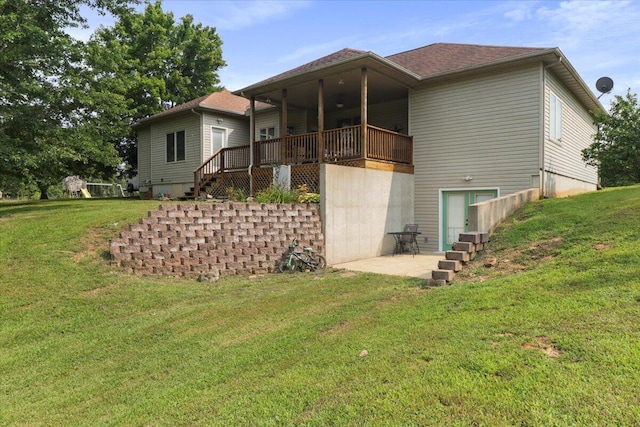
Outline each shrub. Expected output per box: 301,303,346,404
254,184,299,203
297,184,320,203
226,187,247,202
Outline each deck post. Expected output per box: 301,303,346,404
361,67,368,159
281,88,288,165
318,79,324,164
250,96,256,196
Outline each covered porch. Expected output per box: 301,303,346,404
194,49,418,198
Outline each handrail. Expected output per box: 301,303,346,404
366,124,413,164
194,145,250,196
195,125,413,197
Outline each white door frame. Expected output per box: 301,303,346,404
210,126,228,157
438,187,500,252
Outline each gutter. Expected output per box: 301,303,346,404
191,108,203,166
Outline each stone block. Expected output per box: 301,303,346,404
458,232,481,244
453,241,475,252
432,269,455,281
438,259,462,272
445,251,470,262
428,279,448,287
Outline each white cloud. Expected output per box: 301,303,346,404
504,3,534,22
210,0,312,31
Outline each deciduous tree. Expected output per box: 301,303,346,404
0,0,132,198
86,0,226,175
583,90,640,187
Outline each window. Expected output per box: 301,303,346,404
166,130,185,162
259,127,275,140
550,93,563,142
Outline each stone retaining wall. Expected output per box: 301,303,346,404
109,203,324,278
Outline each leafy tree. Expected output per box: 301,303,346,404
583,90,640,188
86,0,226,175
0,0,133,198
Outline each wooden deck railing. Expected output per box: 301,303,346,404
194,145,250,196
366,125,413,164
195,125,413,196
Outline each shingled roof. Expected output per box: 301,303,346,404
132,90,259,128
386,42,550,78
252,48,367,87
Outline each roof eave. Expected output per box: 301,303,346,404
417,47,604,113
131,103,248,129
233,52,421,98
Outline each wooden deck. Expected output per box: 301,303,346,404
194,124,413,197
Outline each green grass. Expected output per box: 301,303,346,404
1,189,640,426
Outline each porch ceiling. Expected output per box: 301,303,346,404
238,55,419,113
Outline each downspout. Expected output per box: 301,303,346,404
541,56,563,198
191,108,202,197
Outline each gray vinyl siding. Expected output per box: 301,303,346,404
287,109,307,134
255,110,281,138
202,112,249,158
148,112,201,187
411,65,542,252
325,99,408,131
368,98,408,132
544,72,598,185
136,127,151,188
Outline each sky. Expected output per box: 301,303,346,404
73,0,640,109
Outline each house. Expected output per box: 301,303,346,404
133,90,269,198
133,43,602,263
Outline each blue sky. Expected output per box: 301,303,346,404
74,0,640,108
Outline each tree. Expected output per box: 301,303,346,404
0,0,133,198
583,90,640,188
85,0,226,175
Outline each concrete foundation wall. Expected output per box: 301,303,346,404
320,164,414,264
468,188,540,234
545,172,598,198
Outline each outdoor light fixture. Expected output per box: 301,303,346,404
336,94,344,108
464,176,474,181
338,78,344,85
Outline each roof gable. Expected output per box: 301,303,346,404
132,90,258,128
386,42,549,78
253,48,367,86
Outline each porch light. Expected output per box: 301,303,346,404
336,94,344,108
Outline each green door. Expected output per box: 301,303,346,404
442,189,498,251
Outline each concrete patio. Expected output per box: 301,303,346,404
331,253,444,279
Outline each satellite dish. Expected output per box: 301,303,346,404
596,76,614,94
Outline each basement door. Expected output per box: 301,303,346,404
441,189,498,251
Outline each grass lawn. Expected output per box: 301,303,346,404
1,188,640,426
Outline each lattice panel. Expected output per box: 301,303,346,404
204,171,250,198
252,167,273,194
291,164,319,193
205,164,320,198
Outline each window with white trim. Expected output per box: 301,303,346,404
550,93,563,142
166,130,186,162
259,127,275,140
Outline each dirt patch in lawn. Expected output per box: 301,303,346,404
523,336,561,358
